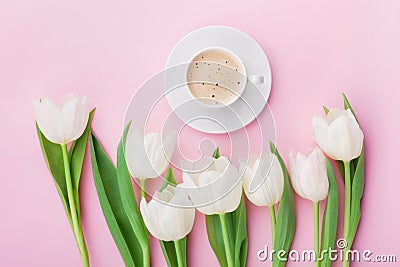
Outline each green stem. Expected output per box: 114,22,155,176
219,213,234,267
140,178,146,199
61,144,90,267
269,205,276,248
343,161,352,267
343,161,351,238
343,247,350,267
174,240,185,267
137,179,149,267
142,243,150,267
314,201,320,267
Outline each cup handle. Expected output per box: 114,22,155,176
248,75,264,84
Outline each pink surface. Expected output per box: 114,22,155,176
1,0,400,266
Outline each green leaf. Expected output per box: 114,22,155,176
346,149,364,246
206,197,248,267
116,122,150,266
36,124,72,227
212,147,220,159
323,106,329,115
69,109,95,217
206,149,248,267
342,93,358,123
90,133,144,267
320,159,339,267
206,214,228,267
270,141,295,267
160,167,176,192
233,196,248,267
160,238,187,267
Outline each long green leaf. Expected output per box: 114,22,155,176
159,167,188,267
90,133,143,267
205,148,248,267
69,109,95,217
117,122,150,266
206,214,228,267
233,196,248,267
320,159,339,267
270,141,295,267
346,149,364,246
36,124,72,227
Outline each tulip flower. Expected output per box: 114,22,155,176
125,126,176,198
181,156,242,215
312,108,364,162
34,94,91,266
289,147,329,203
240,152,284,248
140,185,195,241
33,94,89,144
289,147,329,267
240,153,284,207
182,155,242,267
141,185,195,267
313,106,365,259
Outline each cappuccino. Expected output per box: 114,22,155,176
187,48,246,107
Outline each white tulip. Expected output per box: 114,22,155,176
125,127,176,178
240,153,284,207
289,147,329,203
313,108,364,162
33,94,89,144
140,185,195,241
181,156,242,215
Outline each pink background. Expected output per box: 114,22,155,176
1,0,400,266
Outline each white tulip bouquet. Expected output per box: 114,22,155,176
35,93,365,267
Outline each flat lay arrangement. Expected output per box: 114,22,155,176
4,2,400,267
33,26,365,267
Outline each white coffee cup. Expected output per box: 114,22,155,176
186,47,264,108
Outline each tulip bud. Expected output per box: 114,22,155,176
313,108,364,162
125,126,176,178
181,156,242,215
240,153,284,207
289,147,329,203
33,94,89,144
140,185,195,241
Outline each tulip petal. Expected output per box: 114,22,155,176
289,148,329,202
313,108,363,161
70,95,89,141
60,96,80,143
125,127,156,178
33,98,64,144
140,199,160,240
313,116,335,158
325,108,348,124
255,154,284,206
140,186,195,241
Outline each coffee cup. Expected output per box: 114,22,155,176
186,47,264,107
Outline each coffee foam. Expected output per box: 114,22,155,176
187,49,246,106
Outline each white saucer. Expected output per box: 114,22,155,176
165,26,272,134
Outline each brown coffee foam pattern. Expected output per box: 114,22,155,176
187,49,245,106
